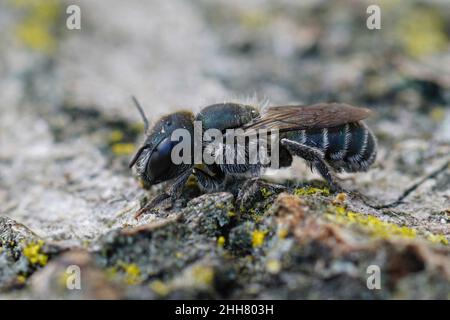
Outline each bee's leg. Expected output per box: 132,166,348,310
313,160,342,192
134,193,170,219
193,166,225,192
167,168,195,199
248,163,262,177
236,177,262,208
280,138,342,192
236,177,286,210
135,168,193,219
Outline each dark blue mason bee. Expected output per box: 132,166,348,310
129,97,376,217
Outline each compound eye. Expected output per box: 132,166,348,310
147,137,177,182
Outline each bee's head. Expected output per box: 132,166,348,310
129,97,194,185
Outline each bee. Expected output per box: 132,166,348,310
129,97,377,217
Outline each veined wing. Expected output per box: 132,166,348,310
242,103,374,133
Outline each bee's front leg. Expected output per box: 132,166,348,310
134,193,171,219
134,168,193,219
280,138,342,192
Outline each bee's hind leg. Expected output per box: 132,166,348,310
280,138,342,192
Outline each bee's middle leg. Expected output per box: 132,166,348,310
236,177,263,208
280,138,341,192
193,166,225,192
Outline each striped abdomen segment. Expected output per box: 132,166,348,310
285,122,377,172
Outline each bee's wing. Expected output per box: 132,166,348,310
242,103,374,133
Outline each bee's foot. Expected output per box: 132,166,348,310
236,178,286,211
328,182,345,194
134,207,151,220
236,178,261,206
134,193,171,220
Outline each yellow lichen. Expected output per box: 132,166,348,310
325,206,448,245
430,107,446,123
266,259,281,274
150,280,170,297
109,130,124,143
261,187,272,199
326,206,418,240
251,230,267,248
294,186,330,197
427,233,449,245
111,143,135,155
216,203,225,209
217,236,226,247
124,263,141,285
57,271,71,288
332,192,347,205
247,208,263,223
396,7,448,58
175,251,184,259
17,275,26,284
278,227,289,239
131,122,145,133
191,265,214,287
12,0,61,54
239,10,270,30
23,240,48,266
227,210,236,218
105,267,118,281
116,262,141,285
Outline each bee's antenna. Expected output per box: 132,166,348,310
131,96,149,134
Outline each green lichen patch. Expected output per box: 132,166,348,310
294,186,331,197
326,205,448,245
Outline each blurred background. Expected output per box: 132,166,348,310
0,0,450,298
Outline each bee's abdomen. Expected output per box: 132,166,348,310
324,122,376,172
293,122,376,172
